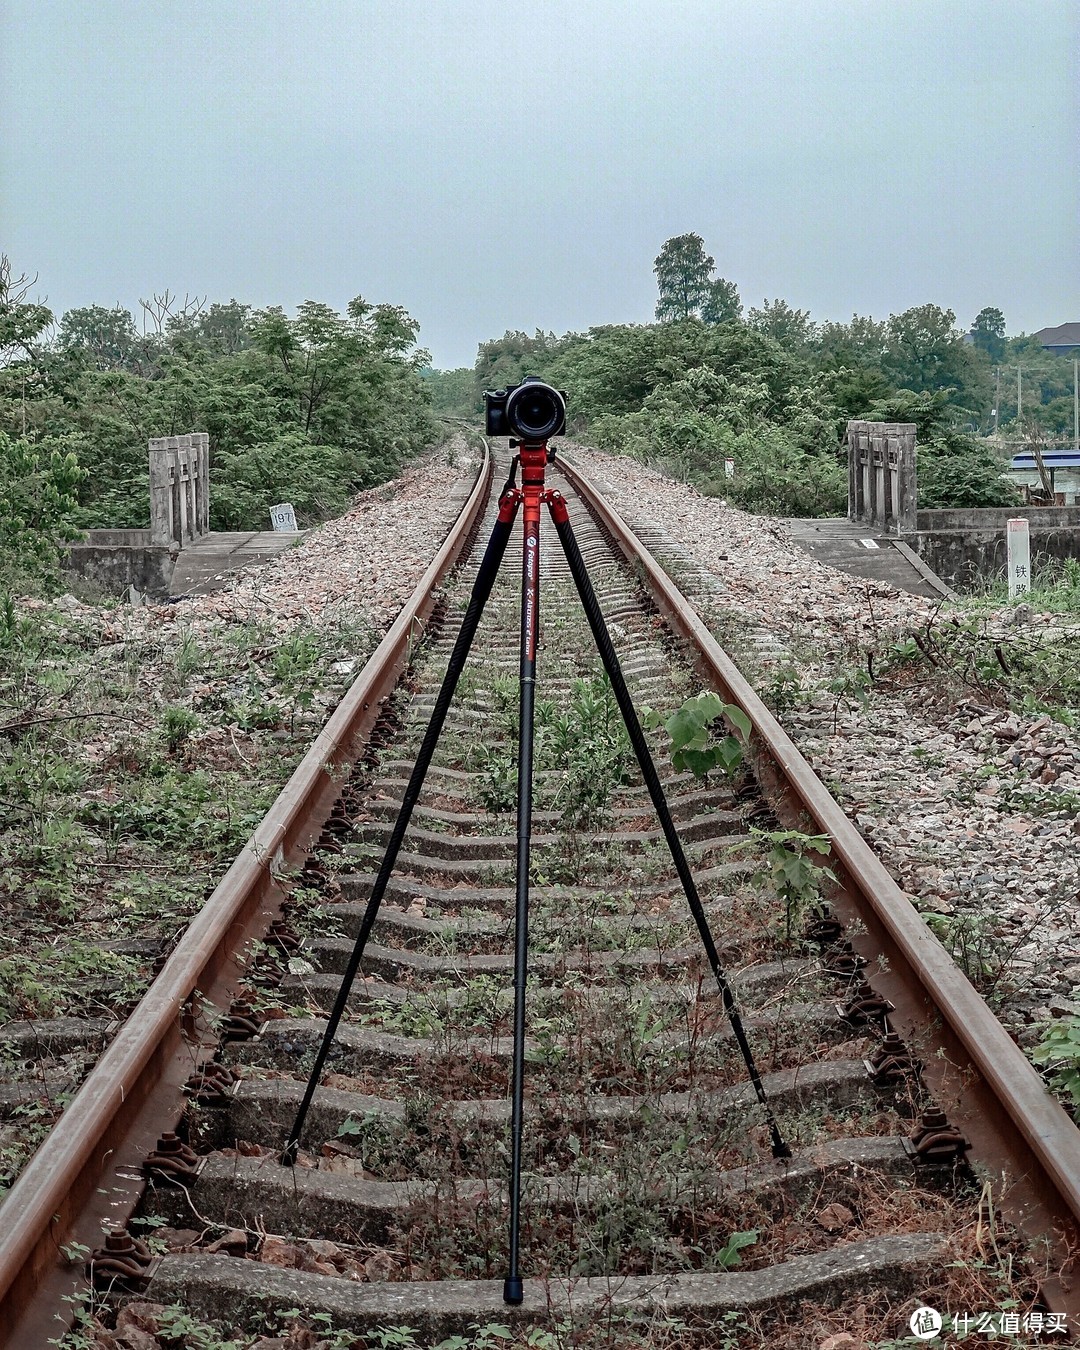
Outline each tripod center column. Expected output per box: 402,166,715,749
504,442,548,1304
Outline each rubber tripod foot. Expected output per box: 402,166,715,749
503,1276,524,1305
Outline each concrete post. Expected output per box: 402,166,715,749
1007,517,1031,597
871,425,887,525
891,424,917,533
148,441,172,547
847,421,870,522
195,432,210,534
174,437,192,544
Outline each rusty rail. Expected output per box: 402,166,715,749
0,445,493,1343
558,449,1080,1314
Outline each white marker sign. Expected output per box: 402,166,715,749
724,458,735,479
1006,517,1030,598
270,502,298,532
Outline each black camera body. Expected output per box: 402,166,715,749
484,376,567,444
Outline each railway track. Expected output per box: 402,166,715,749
3,443,1080,1346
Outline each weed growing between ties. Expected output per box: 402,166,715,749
466,669,634,825
58,1181,1051,1350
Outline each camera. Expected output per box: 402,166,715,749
484,376,567,444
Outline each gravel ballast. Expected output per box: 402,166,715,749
566,444,1080,1047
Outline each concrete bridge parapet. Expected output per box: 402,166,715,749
64,431,305,599
914,505,1080,590
846,420,918,535
149,433,210,548
845,422,1080,590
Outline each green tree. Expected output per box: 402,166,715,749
0,257,53,365
818,314,887,371
421,367,477,417
864,388,953,442
249,295,431,458
654,235,741,325
191,300,253,355
0,258,56,442
548,323,689,420
473,329,562,400
714,423,846,516
654,234,715,321
917,434,1018,508
882,304,991,420
882,304,958,390
0,431,85,586
971,307,1006,364
702,276,743,324
57,304,144,372
747,299,816,353
211,433,351,529
585,347,845,514
6,273,437,533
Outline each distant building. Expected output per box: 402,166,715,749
1034,323,1080,355
1006,447,1080,504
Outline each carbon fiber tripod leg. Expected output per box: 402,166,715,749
282,496,520,1164
548,493,790,1159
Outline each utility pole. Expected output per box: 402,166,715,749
1017,365,1022,420
994,366,1001,435
1074,358,1078,452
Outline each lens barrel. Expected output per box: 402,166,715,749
505,381,566,443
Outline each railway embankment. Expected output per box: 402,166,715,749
3,436,1080,1346
572,444,1080,1058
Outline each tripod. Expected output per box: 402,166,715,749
282,442,789,1304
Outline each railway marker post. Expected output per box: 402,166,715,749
1007,517,1031,598
269,501,299,532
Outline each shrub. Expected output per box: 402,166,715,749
917,432,1019,509
0,431,85,589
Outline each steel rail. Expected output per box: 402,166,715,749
0,444,493,1344
558,449,1080,1313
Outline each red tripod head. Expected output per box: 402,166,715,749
498,443,568,528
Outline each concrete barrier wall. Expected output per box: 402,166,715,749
63,534,178,597
917,506,1080,532
70,529,155,548
914,525,1080,590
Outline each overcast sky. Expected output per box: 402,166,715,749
2,0,1077,370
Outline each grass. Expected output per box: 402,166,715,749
0,594,378,1191
966,554,1080,615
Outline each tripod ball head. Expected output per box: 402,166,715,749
484,375,567,445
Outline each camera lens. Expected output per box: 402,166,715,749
507,382,565,441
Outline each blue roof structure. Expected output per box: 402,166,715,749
1010,450,1080,470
